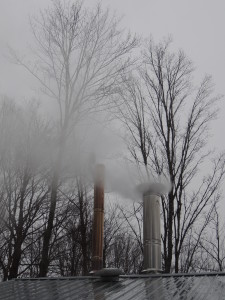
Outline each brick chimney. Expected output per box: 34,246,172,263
92,164,105,271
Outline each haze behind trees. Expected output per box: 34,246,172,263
0,0,225,279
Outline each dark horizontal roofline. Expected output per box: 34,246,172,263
13,271,225,281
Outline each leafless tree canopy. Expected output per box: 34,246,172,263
115,38,225,273
0,2,225,280
5,0,138,278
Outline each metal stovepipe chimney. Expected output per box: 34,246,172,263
92,164,105,271
140,183,164,273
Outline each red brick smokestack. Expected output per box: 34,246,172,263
92,164,105,271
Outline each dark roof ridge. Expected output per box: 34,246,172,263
11,271,225,281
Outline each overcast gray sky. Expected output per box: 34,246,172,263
0,0,225,150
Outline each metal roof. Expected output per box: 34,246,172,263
1,273,225,300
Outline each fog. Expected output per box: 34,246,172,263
0,0,225,280
52,112,172,201
0,0,223,202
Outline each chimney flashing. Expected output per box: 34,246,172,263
94,268,124,282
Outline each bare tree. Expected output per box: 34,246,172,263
0,100,50,280
197,205,225,272
10,0,137,277
103,203,143,274
103,203,126,267
116,38,225,273
119,202,143,256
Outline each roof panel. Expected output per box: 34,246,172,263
1,274,225,300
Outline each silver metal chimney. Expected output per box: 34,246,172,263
139,183,165,273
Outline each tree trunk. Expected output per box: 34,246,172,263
78,185,88,275
165,191,174,273
39,129,66,277
8,240,22,280
175,251,179,273
39,171,58,277
8,176,28,279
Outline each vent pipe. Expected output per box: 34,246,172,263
139,183,165,273
92,164,105,271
